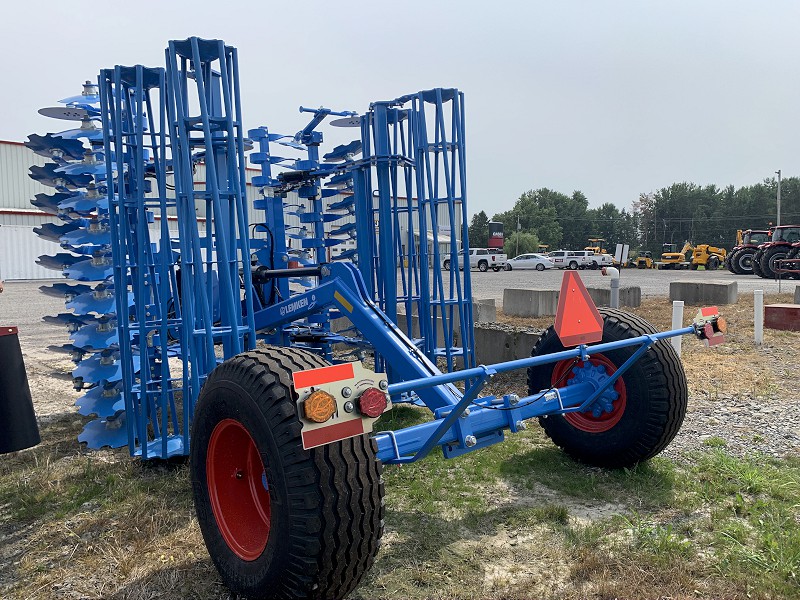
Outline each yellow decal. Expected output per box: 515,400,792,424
334,291,353,313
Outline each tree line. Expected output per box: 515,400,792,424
468,177,797,257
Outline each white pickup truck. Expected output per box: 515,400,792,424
549,250,614,270
442,248,508,272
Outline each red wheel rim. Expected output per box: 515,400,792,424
551,354,627,433
207,419,271,561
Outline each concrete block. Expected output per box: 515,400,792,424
585,286,641,308
669,280,738,305
795,285,800,304
473,326,541,364
503,288,559,317
473,298,496,323
765,304,800,331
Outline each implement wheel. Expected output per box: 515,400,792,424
191,347,384,600
527,308,687,468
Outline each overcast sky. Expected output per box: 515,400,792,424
1,1,796,218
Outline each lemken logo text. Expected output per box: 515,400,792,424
279,297,309,317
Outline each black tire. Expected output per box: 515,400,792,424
527,308,687,468
568,260,579,270
727,249,742,274
735,248,755,274
752,249,766,278
478,260,488,272
492,265,501,272
191,347,384,600
535,263,545,271
760,245,790,278
707,255,720,270
590,261,599,270
505,264,513,271
690,263,698,270
442,259,451,270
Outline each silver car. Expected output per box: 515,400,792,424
505,253,554,271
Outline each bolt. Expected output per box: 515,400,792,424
508,393,520,405
341,386,352,398
378,380,388,391
343,401,355,413
515,420,527,430
464,435,477,447
461,409,470,418
235,470,244,480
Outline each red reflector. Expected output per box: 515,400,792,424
302,419,364,449
554,271,604,347
293,363,355,389
358,388,388,418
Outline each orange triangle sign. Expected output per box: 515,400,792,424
554,271,604,347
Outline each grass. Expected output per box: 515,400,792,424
3,413,798,599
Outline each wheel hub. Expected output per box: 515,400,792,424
552,355,627,432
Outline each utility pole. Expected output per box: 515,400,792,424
516,216,520,257
776,169,782,226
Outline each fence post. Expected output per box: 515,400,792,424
754,289,764,345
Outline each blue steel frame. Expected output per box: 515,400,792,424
252,261,695,465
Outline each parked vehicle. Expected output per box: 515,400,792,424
442,248,507,272
657,242,692,269
634,251,656,269
505,253,554,271
689,244,727,270
548,250,594,270
751,225,800,278
726,229,770,274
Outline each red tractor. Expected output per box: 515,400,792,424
752,225,800,278
726,229,770,274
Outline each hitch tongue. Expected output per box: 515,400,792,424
692,306,726,347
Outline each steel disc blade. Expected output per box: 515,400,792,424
70,321,118,350
39,106,99,121
60,226,111,247
321,188,340,198
330,222,357,236
333,248,358,260
58,190,109,213
64,256,113,281
274,139,307,151
25,134,86,161
328,197,354,211
78,412,127,449
46,343,88,363
31,192,71,212
33,222,80,242
75,382,123,417
42,312,94,328
72,351,139,384
36,252,84,270
55,160,109,176
39,282,92,299
53,120,103,141
329,116,361,128
323,140,362,162
29,164,93,190
67,288,132,315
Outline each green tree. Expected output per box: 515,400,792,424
504,231,540,257
467,210,489,248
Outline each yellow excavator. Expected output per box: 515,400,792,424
658,242,692,269
658,241,727,270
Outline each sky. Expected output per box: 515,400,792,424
1,1,797,218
